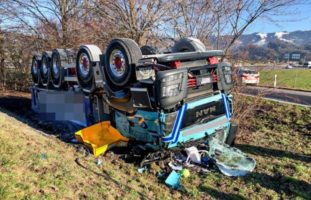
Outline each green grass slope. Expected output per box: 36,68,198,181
0,99,310,199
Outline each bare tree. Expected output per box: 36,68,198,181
94,0,176,45
168,0,300,53
170,0,218,45
0,0,98,90
0,0,97,48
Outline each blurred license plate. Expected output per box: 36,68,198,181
198,77,211,85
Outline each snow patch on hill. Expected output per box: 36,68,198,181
254,33,267,46
275,32,293,43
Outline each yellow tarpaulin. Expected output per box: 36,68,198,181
75,121,129,157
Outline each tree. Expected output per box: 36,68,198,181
93,0,176,45
0,0,97,48
170,0,233,47
166,0,300,53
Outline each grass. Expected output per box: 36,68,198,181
259,69,311,91
0,98,310,199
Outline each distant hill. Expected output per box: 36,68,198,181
230,30,311,61
238,30,311,47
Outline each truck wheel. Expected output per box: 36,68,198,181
105,38,142,90
77,49,93,84
52,49,76,89
31,55,41,85
172,37,206,52
51,50,62,88
40,51,52,87
141,45,158,55
76,48,95,93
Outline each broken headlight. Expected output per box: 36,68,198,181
156,69,187,109
162,84,181,97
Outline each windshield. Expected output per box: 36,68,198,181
241,70,256,74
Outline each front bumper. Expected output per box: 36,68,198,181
242,78,259,84
162,93,232,148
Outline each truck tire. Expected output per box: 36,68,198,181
51,48,75,89
76,45,102,94
104,38,142,90
172,37,206,52
40,51,52,87
141,45,158,55
51,50,62,88
31,55,41,85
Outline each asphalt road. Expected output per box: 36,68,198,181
239,86,311,107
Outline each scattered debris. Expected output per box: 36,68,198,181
180,169,190,178
70,138,78,143
74,121,256,188
40,153,47,160
208,138,256,177
168,161,183,171
137,166,147,174
185,146,201,164
75,121,129,157
96,158,103,166
165,170,181,189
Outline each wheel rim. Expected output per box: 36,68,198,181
79,53,90,77
109,49,126,78
42,59,48,75
52,56,59,78
32,60,38,74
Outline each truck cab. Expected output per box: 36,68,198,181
103,49,236,148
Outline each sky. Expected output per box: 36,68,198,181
245,3,311,34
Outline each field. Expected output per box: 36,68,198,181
259,69,311,91
0,93,310,199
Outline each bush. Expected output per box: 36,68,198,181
0,67,31,92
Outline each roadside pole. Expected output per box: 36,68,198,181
294,70,298,89
274,74,277,88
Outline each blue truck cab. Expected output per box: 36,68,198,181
110,51,237,149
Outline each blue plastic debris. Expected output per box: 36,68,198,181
201,156,209,166
165,170,181,189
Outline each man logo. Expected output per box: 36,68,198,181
196,106,216,118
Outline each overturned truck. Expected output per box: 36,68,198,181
31,37,238,151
